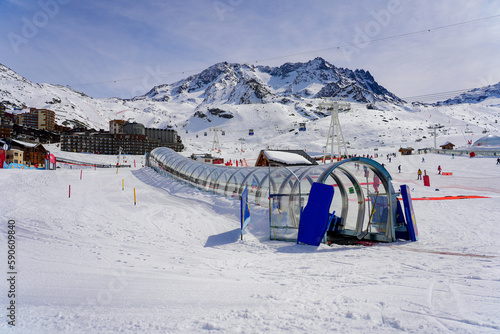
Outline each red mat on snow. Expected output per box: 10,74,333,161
400,195,490,201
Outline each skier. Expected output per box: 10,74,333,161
497,158,500,165
417,169,422,180
373,174,380,192
422,157,425,163
398,165,401,173
438,165,442,174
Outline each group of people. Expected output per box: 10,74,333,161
417,165,442,180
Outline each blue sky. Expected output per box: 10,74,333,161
1,0,499,100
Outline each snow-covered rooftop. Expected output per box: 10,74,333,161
11,138,39,148
264,150,312,165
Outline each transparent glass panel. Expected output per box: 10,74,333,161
147,148,398,242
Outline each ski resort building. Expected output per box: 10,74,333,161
147,147,414,243
254,150,318,167
15,108,56,131
440,142,455,150
398,147,414,155
61,123,184,154
6,139,47,168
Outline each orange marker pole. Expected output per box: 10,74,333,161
122,179,124,191
134,188,136,205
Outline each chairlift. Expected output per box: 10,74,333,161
299,123,306,131
249,129,254,136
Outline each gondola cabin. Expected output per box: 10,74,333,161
299,123,306,131
249,129,254,136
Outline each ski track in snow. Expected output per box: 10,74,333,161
1,151,500,333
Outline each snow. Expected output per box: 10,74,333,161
264,150,312,165
2,60,500,333
11,139,39,148
1,145,500,333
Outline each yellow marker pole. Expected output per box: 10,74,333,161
134,188,137,205
122,179,124,191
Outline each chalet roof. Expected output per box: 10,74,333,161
11,139,38,148
265,151,312,165
257,149,318,166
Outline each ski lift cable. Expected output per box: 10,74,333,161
68,15,500,89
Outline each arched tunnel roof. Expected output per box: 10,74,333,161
147,147,400,242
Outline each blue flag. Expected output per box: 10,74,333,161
400,185,418,241
240,186,250,239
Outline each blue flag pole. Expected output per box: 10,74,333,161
240,186,250,240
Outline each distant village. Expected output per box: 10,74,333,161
0,102,183,169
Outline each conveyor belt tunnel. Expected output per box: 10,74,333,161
147,147,401,242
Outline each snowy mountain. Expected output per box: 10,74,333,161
2,60,500,154
0,58,403,132
435,82,500,105
138,57,405,106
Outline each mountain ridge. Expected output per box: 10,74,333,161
1,58,499,145
136,57,405,106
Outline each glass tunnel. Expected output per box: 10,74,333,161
147,147,406,243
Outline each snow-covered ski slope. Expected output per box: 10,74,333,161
1,147,499,333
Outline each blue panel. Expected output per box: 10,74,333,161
297,182,334,246
395,199,410,240
400,185,418,241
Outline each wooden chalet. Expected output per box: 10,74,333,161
8,139,47,168
255,150,318,167
440,142,455,150
398,147,414,155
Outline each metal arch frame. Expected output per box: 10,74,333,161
285,166,323,229
268,164,303,234
317,157,397,242
333,166,365,234
205,167,230,193
213,168,240,196
224,168,252,197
